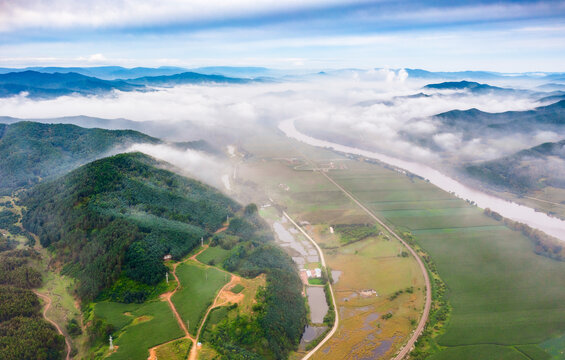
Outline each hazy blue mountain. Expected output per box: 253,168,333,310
407,69,565,81
537,91,565,104
190,66,272,78
537,83,565,91
0,66,188,80
424,80,509,93
434,100,565,142
127,71,253,86
405,69,502,80
0,71,144,98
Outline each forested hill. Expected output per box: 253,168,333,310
0,121,160,195
21,152,240,300
464,139,565,194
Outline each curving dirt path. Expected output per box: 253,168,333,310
149,244,239,360
187,274,240,360
33,290,72,360
319,171,432,360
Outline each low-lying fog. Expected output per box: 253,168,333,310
0,70,552,161
2,68,564,238
1,68,562,178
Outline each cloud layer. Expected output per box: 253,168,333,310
2,1,565,71
0,71,555,166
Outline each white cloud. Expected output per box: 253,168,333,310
0,74,555,165
125,143,227,188
0,0,364,32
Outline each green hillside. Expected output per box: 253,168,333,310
21,152,240,300
0,121,160,195
465,139,565,194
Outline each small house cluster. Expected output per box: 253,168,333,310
306,268,322,278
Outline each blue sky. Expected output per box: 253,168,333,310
1,0,565,71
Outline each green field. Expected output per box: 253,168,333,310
155,338,192,360
171,262,228,335
327,160,565,358
94,300,183,360
230,283,245,294
428,344,529,360
196,246,231,266
541,332,565,359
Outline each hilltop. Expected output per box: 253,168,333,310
21,152,239,300
0,121,159,195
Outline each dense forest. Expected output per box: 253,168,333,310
204,205,308,359
22,152,240,301
0,121,159,195
0,235,65,359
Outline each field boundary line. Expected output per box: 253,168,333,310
318,171,432,360
283,211,339,360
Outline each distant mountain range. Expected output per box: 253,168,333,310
0,70,144,98
435,99,565,135
0,66,188,80
0,70,255,99
424,80,507,93
126,71,252,86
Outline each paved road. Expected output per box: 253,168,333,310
33,290,72,360
318,171,432,360
283,212,339,360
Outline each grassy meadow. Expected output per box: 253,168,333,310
94,300,183,360
171,261,228,335
196,246,231,267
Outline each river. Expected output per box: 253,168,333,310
279,119,565,241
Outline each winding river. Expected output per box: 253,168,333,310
279,119,565,241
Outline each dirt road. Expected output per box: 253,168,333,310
318,171,432,360
187,274,240,360
150,245,238,360
33,290,72,360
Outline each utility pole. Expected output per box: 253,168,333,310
201,237,204,247
109,335,114,351
166,272,169,284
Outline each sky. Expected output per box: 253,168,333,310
1,0,565,71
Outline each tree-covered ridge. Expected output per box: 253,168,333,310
0,121,160,195
22,152,240,300
465,139,565,194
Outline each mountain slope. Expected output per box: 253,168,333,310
0,66,188,80
127,71,252,86
22,152,239,300
0,122,160,194
465,139,565,194
0,70,144,98
434,100,565,139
